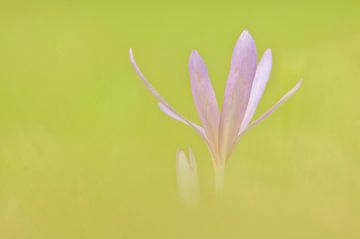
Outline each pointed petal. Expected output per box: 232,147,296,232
219,30,257,159
176,147,199,205
129,48,206,139
129,48,167,105
189,50,220,154
240,49,272,133
158,102,205,136
239,80,302,137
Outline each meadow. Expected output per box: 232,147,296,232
0,0,359,238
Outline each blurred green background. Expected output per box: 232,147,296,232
0,0,359,238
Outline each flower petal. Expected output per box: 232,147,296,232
238,80,302,137
240,49,272,133
129,48,206,139
189,50,220,154
158,102,206,137
219,30,257,160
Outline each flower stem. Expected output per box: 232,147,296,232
214,163,225,197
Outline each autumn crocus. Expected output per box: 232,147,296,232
130,30,301,192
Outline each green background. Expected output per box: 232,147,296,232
0,0,359,238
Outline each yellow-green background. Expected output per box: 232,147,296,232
0,0,359,238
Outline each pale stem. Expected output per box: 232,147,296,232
214,163,225,197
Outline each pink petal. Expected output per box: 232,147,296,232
129,48,206,139
158,102,218,157
238,80,302,137
158,102,206,137
189,50,220,154
219,30,257,160
240,49,272,133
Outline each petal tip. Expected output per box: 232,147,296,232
263,49,273,64
239,29,253,40
129,48,136,64
295,79,303,89
265,48,272,55
190,50,200,60
232,30,256,58
176,148,183,154
176,148,185,159
242,28,250,35
189,50,206,69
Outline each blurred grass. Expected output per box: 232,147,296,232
0,0,360,238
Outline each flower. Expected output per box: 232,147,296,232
130,30,301,191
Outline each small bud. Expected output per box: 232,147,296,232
176,147,199,205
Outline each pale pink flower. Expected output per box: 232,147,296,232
130,30,301,192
